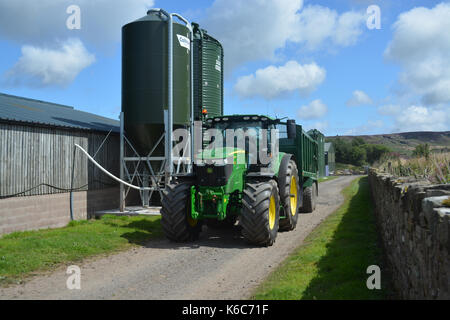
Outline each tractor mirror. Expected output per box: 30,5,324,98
287,120,297,139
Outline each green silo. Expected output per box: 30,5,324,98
122,11,191,156
192,23,224,120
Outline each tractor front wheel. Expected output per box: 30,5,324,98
240,180,280,246
161,182,202,242
278,159,300,231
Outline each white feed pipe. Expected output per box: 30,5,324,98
75,144,151,191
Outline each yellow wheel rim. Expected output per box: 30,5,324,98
290,176,298,216
269,195,276,230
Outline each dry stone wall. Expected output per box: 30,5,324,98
368,169,449,299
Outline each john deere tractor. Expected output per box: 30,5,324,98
161,115,320,246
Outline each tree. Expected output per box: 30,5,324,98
350,146,366,166
413,143,430,159
364,144,391,164
352,137,366,147
329,137,391,166
333,138,353,164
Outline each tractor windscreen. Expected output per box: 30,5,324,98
207,120,268,151
204,118,276,167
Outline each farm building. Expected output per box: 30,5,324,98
324,142,336,176
0,92,125,235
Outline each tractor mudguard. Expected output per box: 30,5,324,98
303,177,315,189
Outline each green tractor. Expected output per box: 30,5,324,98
161,115,320,246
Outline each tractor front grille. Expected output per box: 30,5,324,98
194,164,233,186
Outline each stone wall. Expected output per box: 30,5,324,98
368,169,449,299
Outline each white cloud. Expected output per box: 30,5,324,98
202,1,366,72
385,3,450,105
377,104,402,116
291,5,337,50
346,90,373,106
202,0,304,72
306,121,329,133
297,99,328,120
293,6,366,50
0,0,155,47
334,11,366,46
234,61,326,100
5,38,95,87
393,105,449,132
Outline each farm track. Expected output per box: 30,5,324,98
0,176,357,300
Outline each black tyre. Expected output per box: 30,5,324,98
206,215,237,229
301,182,317,213
278,159,300,231
240,180,280,246
313,182,318,211
161,182,202,242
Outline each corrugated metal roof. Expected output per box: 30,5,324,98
325,142,333,152
0,93,119,133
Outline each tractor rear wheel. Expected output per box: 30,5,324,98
240,180,280,246
161,182,202,242
301,183,317,213
278,159,300,231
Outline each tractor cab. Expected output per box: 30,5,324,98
201,115,282,170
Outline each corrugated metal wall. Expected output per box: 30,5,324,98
0,122,119,197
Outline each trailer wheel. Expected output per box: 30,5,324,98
278,159,300,231
241,180,280,246
301,182,317,213
302,186,313,213
161,182,202,242
313,182,318,211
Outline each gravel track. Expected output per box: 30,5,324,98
0,176,357,300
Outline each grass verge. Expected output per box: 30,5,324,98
252,176,390,300
0,214,162,286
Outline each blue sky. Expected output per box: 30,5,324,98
0,0,449,136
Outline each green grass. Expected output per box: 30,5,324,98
0,214,162,286
252,177,390,300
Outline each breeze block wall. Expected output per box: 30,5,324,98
368,169,449,299
0,188,121,235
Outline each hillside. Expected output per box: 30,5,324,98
326,131,450,157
